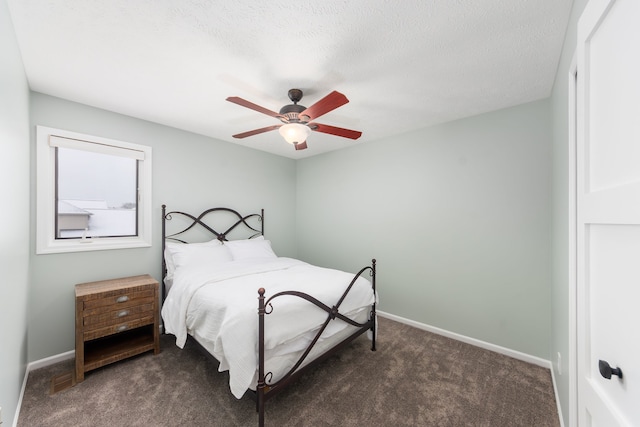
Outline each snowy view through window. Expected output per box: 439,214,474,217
56,147,138,239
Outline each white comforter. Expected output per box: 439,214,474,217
162,257,375,398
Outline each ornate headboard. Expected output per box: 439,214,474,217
161,205,264,297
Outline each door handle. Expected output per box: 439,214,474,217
599,360,623,380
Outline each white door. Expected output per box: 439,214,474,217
576,0,640,425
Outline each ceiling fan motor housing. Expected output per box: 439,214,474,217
279,103,307,123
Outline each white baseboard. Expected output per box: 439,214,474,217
376,311,562,425
13,350,75,427
377,310,551,369
26,350,75,371
550,366,565,427
13,368,28,427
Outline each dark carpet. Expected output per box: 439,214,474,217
18,317,559,426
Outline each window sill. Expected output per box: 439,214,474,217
36,237,152,255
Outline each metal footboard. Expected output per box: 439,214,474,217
256,259,377,427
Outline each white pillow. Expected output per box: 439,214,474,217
225,238,277,260
165,239,224,279
169,241,233,270
164,241,181,282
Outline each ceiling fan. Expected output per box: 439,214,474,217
226,89,362,151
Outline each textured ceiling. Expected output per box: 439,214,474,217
7,0,573,159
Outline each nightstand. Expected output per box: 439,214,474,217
75,274,160,382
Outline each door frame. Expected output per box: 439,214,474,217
567,51,578,427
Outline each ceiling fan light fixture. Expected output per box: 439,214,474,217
279,123,310,145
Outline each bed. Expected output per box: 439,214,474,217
160,205,377,426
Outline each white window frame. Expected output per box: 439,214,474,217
36,126,152,254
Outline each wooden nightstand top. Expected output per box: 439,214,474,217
75,274,158,297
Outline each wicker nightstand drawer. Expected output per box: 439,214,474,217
83,301,155,328
75,275,160,382
83,314,155,341
82,287,155,310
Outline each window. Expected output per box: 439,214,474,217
36,126,152,254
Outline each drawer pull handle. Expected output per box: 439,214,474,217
116,295,129,303
117,324,128,332
117,310,129,318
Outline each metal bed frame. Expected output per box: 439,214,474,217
161,205,377,427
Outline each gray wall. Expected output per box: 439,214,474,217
550,0,588,425
0,0,31,423
27,93,298,361
296,99,552,358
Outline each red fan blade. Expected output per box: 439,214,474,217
309,123,362,140
232,125,281,139
294,141,308,151
226,97,282,118
298,91,349,122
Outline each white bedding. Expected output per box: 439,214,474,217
162,257,375,398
